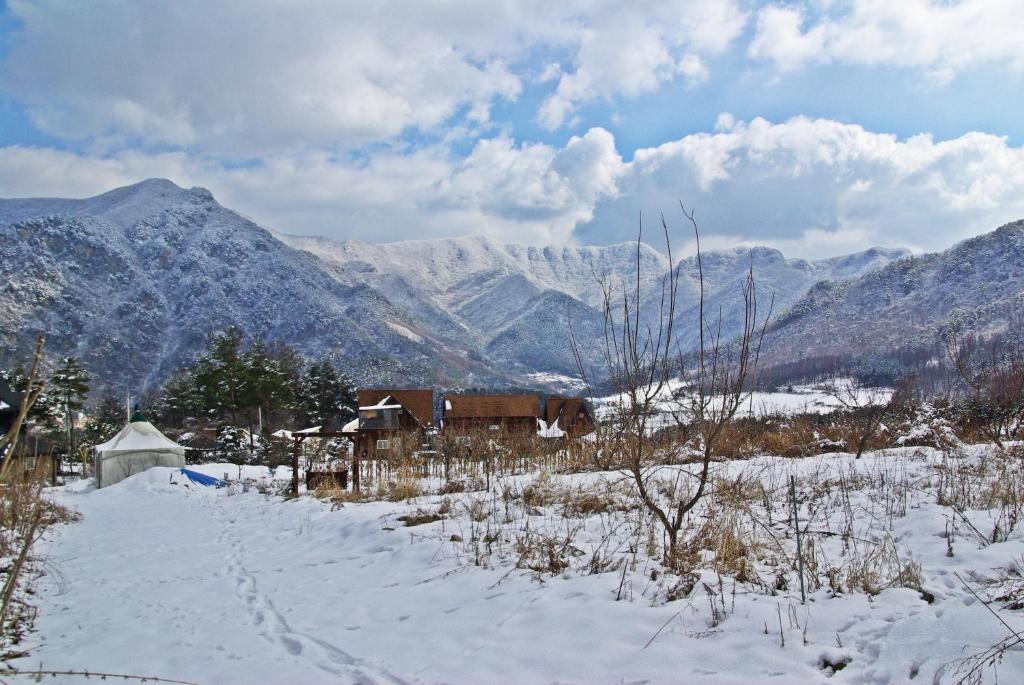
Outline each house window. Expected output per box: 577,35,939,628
488,424,499,431
376,439,389,450
455,436,471,446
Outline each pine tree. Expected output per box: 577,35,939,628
194,327,247,425
240,338,293,452
1,365,61,428
158,368,205,428
82,391,125,450
244,339,294,418
50,357,91,460
267,340,304,427
299,359,356,427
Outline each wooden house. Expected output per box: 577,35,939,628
442,394,541,434
354,389,434,460
543,396,597,438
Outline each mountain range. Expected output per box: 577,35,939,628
763,219,1024,368
1,178,1016,394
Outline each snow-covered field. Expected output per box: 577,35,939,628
594,379,891,430
19,448,1024,684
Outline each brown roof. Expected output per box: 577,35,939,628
443,394,540,419
545,396,594,430
358,389,434,427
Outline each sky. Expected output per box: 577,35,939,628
0,0,1022,258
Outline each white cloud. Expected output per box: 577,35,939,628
1,1,529,155
7,117,1023,258
0,0,748,152
748,6,827,72
0,128,625,245
0,146,192,198
749,0,1024,79
582,116,1024,257
538,0,747,129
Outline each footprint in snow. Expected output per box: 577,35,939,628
280,636,304,655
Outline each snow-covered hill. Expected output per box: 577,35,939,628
764,220,1024,367
0,179,909,390
0,179,500,389
281,230,905,380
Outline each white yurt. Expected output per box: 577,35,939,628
93,410,186,488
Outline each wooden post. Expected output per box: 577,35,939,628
790,475,806,604
291,435,301,497
352,432,361,493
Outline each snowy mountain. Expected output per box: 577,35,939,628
763,220,1024,369
0,179,909,391
281,233,906,381
0,179,504,390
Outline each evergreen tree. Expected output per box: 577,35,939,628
267,340,304,426
240,338,292,452
158,368,204,428
50,356,91,458
1,365,61,428
216,424,252,473
243,339,294,420
299,359,356,427
194,327,247,425
82,390,125,449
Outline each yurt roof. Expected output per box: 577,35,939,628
94,419,185,455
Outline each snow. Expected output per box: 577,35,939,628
536,418,565,439
385,321,424,344
2,178,920,391
24,447,1024,684
271,426,323,440
594,378,891,428
0,400,9,411
524,372,587,391
93,419,183,454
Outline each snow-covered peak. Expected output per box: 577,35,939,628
0,178,218,232
0,179,949,392
77,178,217,228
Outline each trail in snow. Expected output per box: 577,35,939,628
21,454,1024,684
214,502,408,685
24,471,410,685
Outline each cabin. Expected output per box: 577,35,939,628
353,389,434,460
543,395,597,438
442,394,541,435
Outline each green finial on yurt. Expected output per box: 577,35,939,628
129,405,147,423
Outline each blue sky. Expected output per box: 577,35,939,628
0,0,1022,257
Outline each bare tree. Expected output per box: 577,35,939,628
824,376,909,458
946,328,1024,449
574,208,771,567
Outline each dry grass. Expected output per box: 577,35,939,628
0,467,77,655
381,478,422,502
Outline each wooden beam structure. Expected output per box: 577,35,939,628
290,431,350,498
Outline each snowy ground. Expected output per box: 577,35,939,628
16,448,1024,684
594,379,891,427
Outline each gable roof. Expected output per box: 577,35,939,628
357,388,434,427
545,396,594,430
443,394,540,419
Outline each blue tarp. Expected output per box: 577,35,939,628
179,468,227,488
